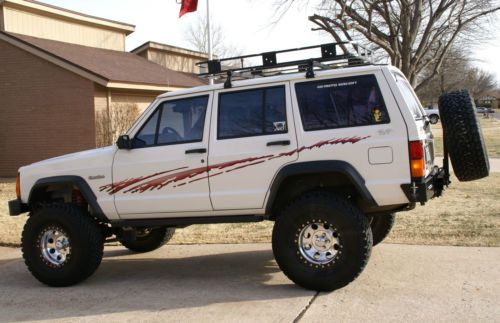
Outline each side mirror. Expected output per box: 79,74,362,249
116,135,132,149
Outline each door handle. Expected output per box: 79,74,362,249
267,140,291,146
185,148,207,154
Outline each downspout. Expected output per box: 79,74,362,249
107,89,112,142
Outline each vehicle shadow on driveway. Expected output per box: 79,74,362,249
0,245,313,321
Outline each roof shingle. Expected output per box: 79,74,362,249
5,32,205,88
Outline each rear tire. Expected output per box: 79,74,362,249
119,227,175,253
429,114,439,124
21,204,104,287
438,90,489,181
272,191,372,292
370,213,395,246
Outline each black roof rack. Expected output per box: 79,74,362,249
196,42,373,88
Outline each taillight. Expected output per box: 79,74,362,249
15,173,21,198
409,141,425,178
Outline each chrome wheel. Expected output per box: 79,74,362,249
39,226,71,266
298,222,340,265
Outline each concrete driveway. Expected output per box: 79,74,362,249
0,243,498,322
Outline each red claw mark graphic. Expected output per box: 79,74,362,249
99,167,188,194
99,136,370,195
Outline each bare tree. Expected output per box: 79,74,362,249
95,103,139,147
417,47,497,105
466,68,498,98
416,46,470,104
275,0,499,90
185,16,240,58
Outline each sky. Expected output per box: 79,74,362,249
40,0,500,83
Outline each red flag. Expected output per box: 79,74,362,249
179,0,198,17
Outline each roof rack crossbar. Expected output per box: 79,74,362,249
196,42,373,86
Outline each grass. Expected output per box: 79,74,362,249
1,174,499,247
432,117,500,157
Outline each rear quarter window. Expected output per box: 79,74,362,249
295,74,390,131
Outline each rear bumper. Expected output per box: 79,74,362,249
401,166,449,205
8,199,29,216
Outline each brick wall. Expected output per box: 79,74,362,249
0,40,96,176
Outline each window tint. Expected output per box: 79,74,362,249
134,109,159,146
157,96,208,145
218,86,287,139
295,75,390,131
133,95,208,148
393,73,424,119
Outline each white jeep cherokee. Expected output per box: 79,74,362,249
8,43,489,291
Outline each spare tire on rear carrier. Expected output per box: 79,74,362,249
438,90,489,182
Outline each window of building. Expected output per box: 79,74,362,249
295,75,390,131
133,95,208,148
218,86,287,139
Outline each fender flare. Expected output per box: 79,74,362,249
265,160,377,214
28,175,108,223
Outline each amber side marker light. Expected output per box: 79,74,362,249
16,173,21,198
409,141,425,178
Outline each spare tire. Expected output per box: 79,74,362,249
438,90,489,181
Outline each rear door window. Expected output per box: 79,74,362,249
295,75,390,131
218,86,287,139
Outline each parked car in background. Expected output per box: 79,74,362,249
476,107,495,114
424,106,440,124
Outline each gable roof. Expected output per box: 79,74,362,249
0,32,205,91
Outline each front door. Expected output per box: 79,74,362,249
109,94,213,218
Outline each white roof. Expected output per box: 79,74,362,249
158,64,392,99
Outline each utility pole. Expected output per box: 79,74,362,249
206,0,213,85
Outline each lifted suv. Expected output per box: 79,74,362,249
9,43,489,290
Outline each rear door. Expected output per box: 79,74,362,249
208,83,298,210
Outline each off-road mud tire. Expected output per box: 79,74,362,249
438,90,489,181
21,204,104,287
120,227,175,253
272,191,372,292
370,213,395,246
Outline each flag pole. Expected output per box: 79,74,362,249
206,0,213,85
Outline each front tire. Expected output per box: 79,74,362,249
272,191,372,292
119,227,175,253
21,204,104,287
429,114,439,124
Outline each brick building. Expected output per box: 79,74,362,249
0,0,206,176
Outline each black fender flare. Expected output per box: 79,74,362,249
28,176,108,223
265,160,377,214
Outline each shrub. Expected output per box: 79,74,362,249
95,103,139,147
